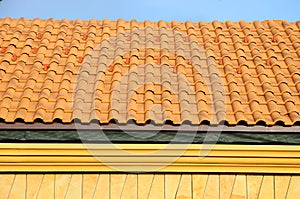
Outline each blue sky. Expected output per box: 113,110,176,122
0,0,299,22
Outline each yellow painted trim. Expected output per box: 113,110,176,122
0,143,300,173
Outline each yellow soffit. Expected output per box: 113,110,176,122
1,143,300,173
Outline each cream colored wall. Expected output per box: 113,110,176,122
1,173,299,199
1,143,300,198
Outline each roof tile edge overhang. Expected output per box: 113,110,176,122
0,122,300,133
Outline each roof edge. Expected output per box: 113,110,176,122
0,122,299,133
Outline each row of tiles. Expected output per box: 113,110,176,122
1,47,299,63
0,107,299,125
1,30,298,46
1,62,299,93
1,17,299,31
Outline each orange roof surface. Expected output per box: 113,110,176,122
0,17,299,125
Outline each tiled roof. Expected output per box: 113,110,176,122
0,17,300,125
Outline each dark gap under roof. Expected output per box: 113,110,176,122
0,129,300,145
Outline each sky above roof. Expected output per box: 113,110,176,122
0,0,299,22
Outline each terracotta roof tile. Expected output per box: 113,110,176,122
0,17,300,125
